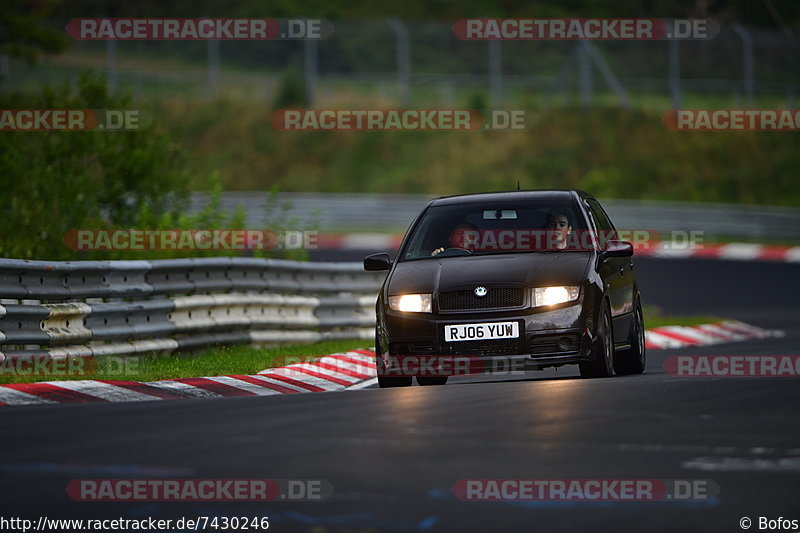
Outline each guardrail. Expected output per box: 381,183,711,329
196,192,800,241
0,258,384,359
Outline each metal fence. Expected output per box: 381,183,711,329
3,21,798,109
0,258,385,359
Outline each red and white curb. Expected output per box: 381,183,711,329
645,320,783,350
0,350,377,407
636,242,800,262
0,321,782,406
316,233,800,263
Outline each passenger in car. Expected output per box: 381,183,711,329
544,210,573,250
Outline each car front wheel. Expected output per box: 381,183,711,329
378,375,413,388
614,298,646,375
375,339,412,388
416,376,448,386
580,303,614,378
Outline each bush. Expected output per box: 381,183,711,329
0,73,191,259
271,68,308,110
0,73,310,260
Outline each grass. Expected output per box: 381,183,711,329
10,54,800,208
166,101,800,207
643,305,723,329
0,339,370,385
690,235,800,247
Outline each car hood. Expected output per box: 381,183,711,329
387,252,592,295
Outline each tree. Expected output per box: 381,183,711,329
0,0,68,66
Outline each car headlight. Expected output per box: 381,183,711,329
388,293,433,313
532,286,580,307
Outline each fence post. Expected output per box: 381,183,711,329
547,44,580,106
731,23,755,106
106,39,118,94
578,40,592,109
387,18,411,107
668,39,681,108
207,38,220,99
584,41,632,110
489,39,502,107
304,38,318,106
0,54,9,85
440,82,454,107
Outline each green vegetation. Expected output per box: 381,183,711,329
5,0,799,214
0,339,370,384
0,0,68,63
154,99,800,207
9,56,798,207
0,73,189,260
50,0,800,31
643,306,723,329
0,75,313,260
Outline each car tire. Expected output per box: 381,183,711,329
375,336,412,388
378,375,413,388
416,376,448,386
614,298,646,375
580,302,614,378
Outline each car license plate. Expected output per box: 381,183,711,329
444,322,519,342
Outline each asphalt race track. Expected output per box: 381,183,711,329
1,257,798,532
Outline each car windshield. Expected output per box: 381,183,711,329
401,198,593,260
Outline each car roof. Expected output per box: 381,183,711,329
428,189,592,206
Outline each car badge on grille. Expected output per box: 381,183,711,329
474,286,487,297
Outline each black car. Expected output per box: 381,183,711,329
363,190,646,387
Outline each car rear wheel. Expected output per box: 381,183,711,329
416,376,448,386
614,298,646,375
580,303,614,378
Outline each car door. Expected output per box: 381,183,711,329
585,198,634,343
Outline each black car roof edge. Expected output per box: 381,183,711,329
427,189,592,205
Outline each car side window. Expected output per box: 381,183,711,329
585,199,617,249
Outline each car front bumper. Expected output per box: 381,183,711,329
381,301,596,371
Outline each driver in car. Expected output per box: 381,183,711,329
431,222,479,256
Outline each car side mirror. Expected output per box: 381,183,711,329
364,252,392,271
604,240,634,258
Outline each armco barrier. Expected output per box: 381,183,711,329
0,258,385,360
194,192,800,241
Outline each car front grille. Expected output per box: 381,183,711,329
440,338,525,357
438,287,525,311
